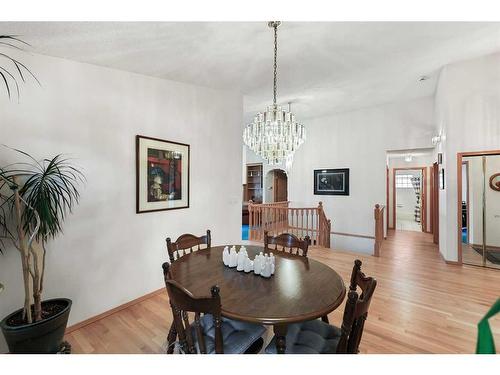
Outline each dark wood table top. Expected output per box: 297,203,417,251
169,245,346,325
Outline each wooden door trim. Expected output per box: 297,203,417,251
433,162,439,245
457,150,500,266
430,165,434,234
422,167,427,232
386,166,390,231
392,167,427,232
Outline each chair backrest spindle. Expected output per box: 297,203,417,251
166,229,211,262
264,230,309,257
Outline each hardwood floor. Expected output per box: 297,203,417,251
64,230,500,353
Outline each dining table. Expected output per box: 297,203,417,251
169,245,346,354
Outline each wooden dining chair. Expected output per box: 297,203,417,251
264,231,310,257
166,229,211,262
162,262,266,354
264,259,377,354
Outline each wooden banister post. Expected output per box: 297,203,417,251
318,201,323,212
327,219,331,248
319,202,324,246
374,204,381,257
248,200,253,240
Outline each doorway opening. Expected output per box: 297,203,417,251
386,148,434,235
265,169,288,203
458,151,500,270
394,168,425,232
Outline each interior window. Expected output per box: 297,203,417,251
395,174,414,188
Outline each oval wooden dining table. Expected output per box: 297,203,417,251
169,245,346,354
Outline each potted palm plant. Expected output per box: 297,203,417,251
0,150,84,353
0,35,84,353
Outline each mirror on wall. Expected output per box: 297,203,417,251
461,154,500,270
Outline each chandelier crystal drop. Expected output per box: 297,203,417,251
243,21,306,166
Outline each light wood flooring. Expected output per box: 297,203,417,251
395,218,422,232
64,230,500,353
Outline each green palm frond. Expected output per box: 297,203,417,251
18,154,85,242
0,149,84,244
0,35,39,100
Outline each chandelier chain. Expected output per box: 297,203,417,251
273,22,278,106
243,21,306,167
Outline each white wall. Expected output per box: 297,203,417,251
265,170,274,203
244,146,287,203
435,52,500,261
287,97,435,254
0,53,243,352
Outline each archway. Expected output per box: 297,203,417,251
265,169,288,203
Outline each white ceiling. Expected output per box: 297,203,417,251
387,147,435,159
3,22,500,121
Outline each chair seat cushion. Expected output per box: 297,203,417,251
265,319,342,354
193,314,266,354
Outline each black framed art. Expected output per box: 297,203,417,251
314,168,350,195
136,135,190,213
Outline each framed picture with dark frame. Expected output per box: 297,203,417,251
314,168,350,196
136,135,190,213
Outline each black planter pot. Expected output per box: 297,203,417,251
1,298,72,354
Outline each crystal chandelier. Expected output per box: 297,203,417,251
243,21,306,166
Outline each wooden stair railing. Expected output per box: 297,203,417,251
248,201,331,248
373,204,386,257
317,202,331,249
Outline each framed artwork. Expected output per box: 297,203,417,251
439,168,445,190
136,135,189,213
489,173,500,191
314,168,350,196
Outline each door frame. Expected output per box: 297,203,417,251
457,150,500,265
432,162,439,245
392,167,427,232
386,166,390,232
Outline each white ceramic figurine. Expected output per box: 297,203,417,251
222,246,229,266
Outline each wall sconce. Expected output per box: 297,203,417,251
431,135,442,146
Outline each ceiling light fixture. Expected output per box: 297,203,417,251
243,21,306,166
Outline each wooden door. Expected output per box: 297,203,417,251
273,170,288,202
